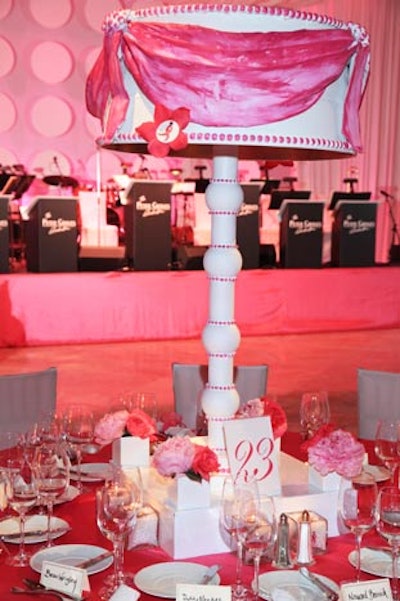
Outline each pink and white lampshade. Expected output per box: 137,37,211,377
85,2,370,463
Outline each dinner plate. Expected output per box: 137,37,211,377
69,463,113,482
30,544,113,575
258,570,339,601
349,548,398,578
134,562,221,598
0,515,69,544
363,465,390,483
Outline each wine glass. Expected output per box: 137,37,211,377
96,468,142,599
4,454,38,566
220,476,259,600
63,406,95,492
374,420,400,485
300,391,330,440
33,441,70,548
338,471,378,581
242,496,276,600
376,486,400,601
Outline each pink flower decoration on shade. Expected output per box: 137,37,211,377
136,104,190,158
307,428,365,478
152,436,220,482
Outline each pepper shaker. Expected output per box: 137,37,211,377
273,513,293,569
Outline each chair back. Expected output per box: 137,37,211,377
0,367,57,447
357,368,400,439
172,363,268,431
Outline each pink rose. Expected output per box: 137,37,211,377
152,436,195,477
191,445,220,481
238,397,288,439
159,411,184,433
126,408,157,439
94,410,129,445
308,429,365,477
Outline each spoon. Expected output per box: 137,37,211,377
299,567,339,601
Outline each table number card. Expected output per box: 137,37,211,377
341,578,392,601
223,416,281,495
41,560,90,599
176,583,231,601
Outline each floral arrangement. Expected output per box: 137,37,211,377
152,435,220,483
94,408,157,446
301,424,365,478
237,396,288,439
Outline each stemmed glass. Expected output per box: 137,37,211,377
96,467,142,600
300,391,330,440
374,420,400,485
242,496,276,599
220,476,259,600
63,406,95,492
338,471,378,581
4,453,38,566
376,486,400,601
33,441,70,548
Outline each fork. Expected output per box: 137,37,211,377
11,586,68,600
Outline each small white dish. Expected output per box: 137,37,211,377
134,562,220,598
69,463,112,482
0,515,69,544
30,544,113,575
349,548,396,578
258,570,339,601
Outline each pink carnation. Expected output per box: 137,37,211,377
94,410,129,446
308,429,365,477
152,436,195,477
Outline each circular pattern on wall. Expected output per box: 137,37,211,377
84,0,115,33
0,93,17,132
0,147,18,167
31,42,74,84
31,150,72,180
0,0,13,21
29,0,72,29
0,37,16,77
31,96,74,137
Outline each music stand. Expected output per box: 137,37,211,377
250,179,280,194
269,190,311,210
328,191,371,211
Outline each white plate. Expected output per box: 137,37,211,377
363,465,390,483
37,485,80,506
258,570,339,601
0,515,69,544
349,548,398,578
30,544,113,576
134,562,221,598
69,463,113,482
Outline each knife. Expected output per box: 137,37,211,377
299,567,339,601
76,550,113,570
2,526,70,540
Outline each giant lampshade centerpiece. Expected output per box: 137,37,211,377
86,1,370,463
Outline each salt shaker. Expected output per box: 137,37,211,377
273,513,293,569
296,510,314,565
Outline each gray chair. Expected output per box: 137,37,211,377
357,368,400,439
172,363,268,431
0,367,57,448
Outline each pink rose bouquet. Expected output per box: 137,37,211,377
152,435,220,483
94,408,157,446
238,396,288,439
305,426,365,478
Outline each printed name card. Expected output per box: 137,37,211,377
41,560,90,599
176,583,231,601
341,578,392,601
223,416,281,495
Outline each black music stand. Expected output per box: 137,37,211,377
279,200,324,268
0,195,9,272
237,184,261,269
125,180,172,271
328,191,371,211
331,200,378,267
25,196,78,272
269,190,311,210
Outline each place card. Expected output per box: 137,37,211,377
40,560,90,599
341,578,392,601
223,416,281,495
176,583,231,601
109,583,141,601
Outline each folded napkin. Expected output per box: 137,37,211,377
109,583,141,601
128,504,158,549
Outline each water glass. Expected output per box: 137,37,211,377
374,420,400,485
300,391,330,439
376,486,400,600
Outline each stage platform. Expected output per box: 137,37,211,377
1,265,399,348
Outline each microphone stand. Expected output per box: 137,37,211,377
381,191,400,263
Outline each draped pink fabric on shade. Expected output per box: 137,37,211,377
86,21,369,150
